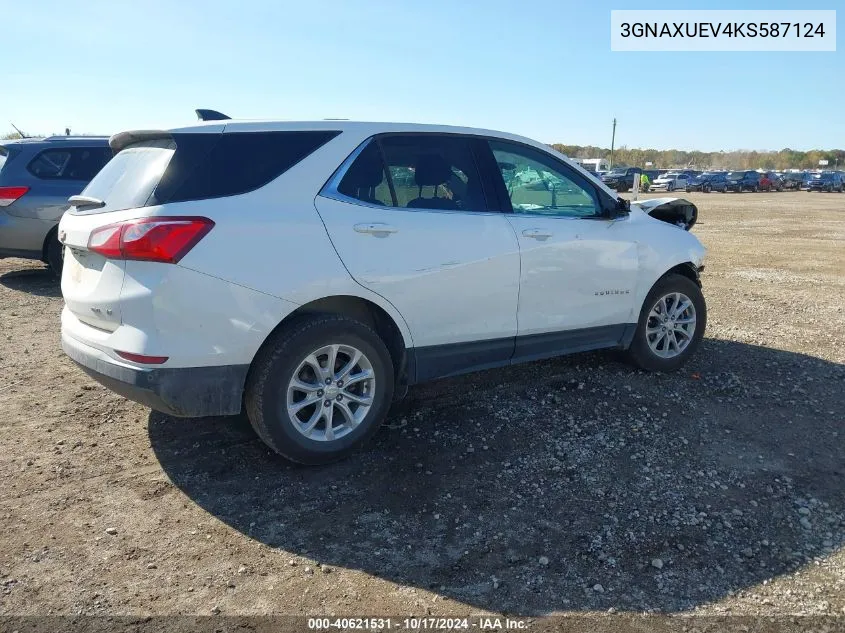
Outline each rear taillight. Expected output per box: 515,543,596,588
0,186,29,207
87,217,214,263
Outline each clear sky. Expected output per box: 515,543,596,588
2,0,842,151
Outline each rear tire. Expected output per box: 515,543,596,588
45,232,63,278
245,315,394,465
624,274,706,373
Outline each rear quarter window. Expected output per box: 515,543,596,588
0,147,7,172
154,131,340,204
27,147,112,181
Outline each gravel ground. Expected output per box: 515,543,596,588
0,191,843,619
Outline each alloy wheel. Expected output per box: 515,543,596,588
646,292,697,359
285,344,376,442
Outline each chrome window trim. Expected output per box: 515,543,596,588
319,137,376,207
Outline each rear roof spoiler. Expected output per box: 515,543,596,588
196,109,230,121
109,130,173,152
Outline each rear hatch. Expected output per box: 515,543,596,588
60,136,178,331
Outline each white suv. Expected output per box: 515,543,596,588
59,121,706,464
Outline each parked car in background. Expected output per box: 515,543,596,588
685,172,728,193
805,171,844,192
759,172,783,192
0,136,112,274
725,170,761,192
650,172,690,192
780,172,806,190
600,167,642,192
58,119,707,464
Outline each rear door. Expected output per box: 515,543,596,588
315,134,520,380
482,139,640,360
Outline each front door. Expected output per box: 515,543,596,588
484,139,640,361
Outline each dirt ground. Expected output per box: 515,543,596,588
0,191,843,620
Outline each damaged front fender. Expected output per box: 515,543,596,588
631,197,698,231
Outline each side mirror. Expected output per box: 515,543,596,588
611,196,630,218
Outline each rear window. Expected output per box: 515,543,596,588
77,139,175,214
78,131,339,213
27,147,112,181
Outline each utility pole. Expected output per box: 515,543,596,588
610,118,617,169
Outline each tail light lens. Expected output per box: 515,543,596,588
87,217,214,263
0,186,30,207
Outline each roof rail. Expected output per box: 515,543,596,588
196,109,231,121
43,135,109,141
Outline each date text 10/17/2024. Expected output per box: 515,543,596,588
307,617,529,630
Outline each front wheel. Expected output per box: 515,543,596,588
624,274,706,372
667,183,674,192
703,184,711,193
245,315,394,464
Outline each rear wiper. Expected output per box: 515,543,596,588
68,195,106,210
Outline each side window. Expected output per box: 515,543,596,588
489,140,600,218
336,141,393,206
27,149,72,179
27,147,112,181
379,135,488,211
64,147,113,180
336,135,488,211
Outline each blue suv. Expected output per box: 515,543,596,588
0,136,111,274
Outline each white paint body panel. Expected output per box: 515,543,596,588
315,197,520,347
505,214,640,335
58,119,706,375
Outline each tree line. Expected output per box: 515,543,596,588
550,144,845,171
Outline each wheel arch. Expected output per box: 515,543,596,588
41,224,59,263
250,294,414,393
661,262,701,287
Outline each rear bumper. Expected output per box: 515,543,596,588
62,331,248,417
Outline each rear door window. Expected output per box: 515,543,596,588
336,135,489,212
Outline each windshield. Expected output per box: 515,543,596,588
606,169,627,176
727,171,746,179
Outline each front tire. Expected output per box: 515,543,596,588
245,315,394,465
624,274,706,372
